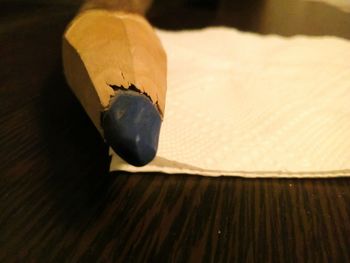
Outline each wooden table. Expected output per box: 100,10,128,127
1,1,350,262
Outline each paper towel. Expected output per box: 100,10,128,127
110,27,350,177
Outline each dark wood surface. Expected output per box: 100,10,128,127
1,0,350,262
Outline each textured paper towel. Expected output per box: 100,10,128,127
110,27,350,177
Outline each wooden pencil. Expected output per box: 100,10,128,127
62,0,166,166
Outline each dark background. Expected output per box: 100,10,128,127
1,0,350,262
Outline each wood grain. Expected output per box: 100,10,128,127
1,1,350,262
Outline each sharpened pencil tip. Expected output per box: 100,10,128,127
102,90,161,167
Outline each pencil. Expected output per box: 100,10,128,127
62,0,166,166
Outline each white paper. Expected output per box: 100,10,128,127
110,27,350,177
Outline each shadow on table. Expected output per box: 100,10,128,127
148,0,350,40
